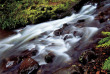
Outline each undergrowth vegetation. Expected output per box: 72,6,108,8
0,0,78,29
97,32,110,71
97,31,110,48
102,57,110,71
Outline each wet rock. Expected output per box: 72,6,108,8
73,0,90,12
79,50,97,65
77,20,85,23
1,57,39,74
19,49,38,59
74,22,85,28
1,49,39,74
17,49,38,66
54,23,70,36
15,49,38,64
73,31,83,37
45,53,55,63
19,58,39,74
1,56,19,71
54,29,62,36
64,35,73,40
53,65,83,74
95,7,110,23
31,50,38,56
1,56,20,74
62,23,69,28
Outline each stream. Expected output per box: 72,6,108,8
0,4,101,73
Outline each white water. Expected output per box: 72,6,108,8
0,4,98,65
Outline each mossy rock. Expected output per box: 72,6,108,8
79,50,97,65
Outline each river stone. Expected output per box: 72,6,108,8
19,57,39,74
54,29,62,36
53,65,83,74
0,49,39,74
79,50,97,65
1,56,19,72
45,53,55,63
1,57,39,74
73,31,83,37
18,49,38,60
64,35,73,40
77,20,85,23
54,23,70,36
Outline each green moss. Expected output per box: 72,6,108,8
0,0,78,29
97,32,110,48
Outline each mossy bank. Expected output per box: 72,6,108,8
0,0,79,30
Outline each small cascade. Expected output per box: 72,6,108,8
0,4,98,66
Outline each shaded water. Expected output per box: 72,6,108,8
0,29,15,40
0,4,99,72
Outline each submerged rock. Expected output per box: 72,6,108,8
45,53,55,63
20,49,38,58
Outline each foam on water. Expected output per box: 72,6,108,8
0,4,98,65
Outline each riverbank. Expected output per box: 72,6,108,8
0,0,79,30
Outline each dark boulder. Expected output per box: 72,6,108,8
54,23,69,36
45,53,55,63
19,58,39,74
79,50,97,65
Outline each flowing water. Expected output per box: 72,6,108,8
0,4,98,69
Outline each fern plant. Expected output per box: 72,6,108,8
102,57,110,70
97,31,110,48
